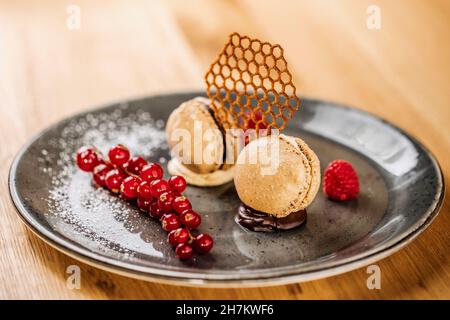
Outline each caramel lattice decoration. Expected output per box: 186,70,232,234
205,32,301,131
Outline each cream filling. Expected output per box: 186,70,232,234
168,158,234,187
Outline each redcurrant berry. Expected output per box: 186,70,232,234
150,179,170,198
175,243,193,260
108,144,130,166
158,191,175,212
92,163,113,187
161,213,181,232
180,210,201,229
171,191,182,198
173,196,192,214
140,163,163,182
123,156,148,175
120,176,141,200
168,175,187,193
179,209,189,222
137,197,151,212
167,228,190,246
105,169,126,193
137,180,153,200
149,201,163,219
194,233,214,254
76,146,100,172
96,158,107,166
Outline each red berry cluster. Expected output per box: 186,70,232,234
75,144,213,260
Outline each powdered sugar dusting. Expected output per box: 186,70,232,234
44,105,168,259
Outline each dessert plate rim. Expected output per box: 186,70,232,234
8,92,445,287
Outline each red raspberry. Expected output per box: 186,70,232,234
323,160,359,201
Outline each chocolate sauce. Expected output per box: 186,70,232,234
206,105,227,169
235,204,307,232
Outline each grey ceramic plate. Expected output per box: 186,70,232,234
9,92,444,287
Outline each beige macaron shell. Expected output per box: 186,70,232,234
234,134,320,218
167,157,234,187
234,135,309,218
166,97,224,174
292,137,321,210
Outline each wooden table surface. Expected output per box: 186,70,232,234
0,0,449,299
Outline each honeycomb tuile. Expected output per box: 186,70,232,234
205,32,301,131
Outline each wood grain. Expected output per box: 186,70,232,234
0,0,449,299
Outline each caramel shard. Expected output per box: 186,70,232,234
205,32,301,131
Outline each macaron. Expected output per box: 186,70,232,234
166,97,236,186
234,134,320,218
166,97,223,174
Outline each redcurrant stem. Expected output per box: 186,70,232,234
187,231,196,244
92,146,103,156
122,168,139,178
